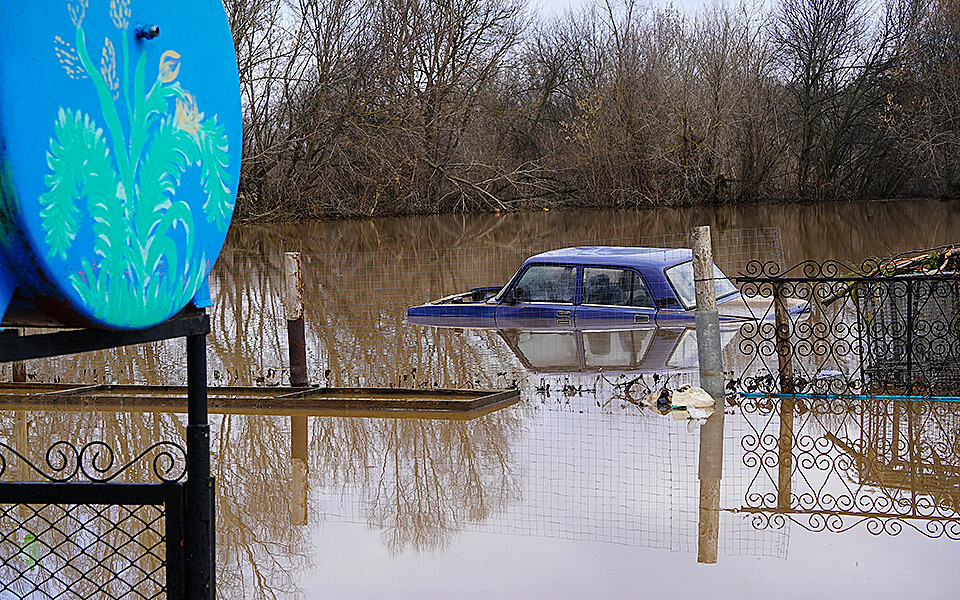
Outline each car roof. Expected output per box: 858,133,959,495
523,246,692,269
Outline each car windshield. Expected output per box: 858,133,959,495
663,261,738,309
510,264,577,303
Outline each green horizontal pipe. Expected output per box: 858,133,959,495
739,392,960,403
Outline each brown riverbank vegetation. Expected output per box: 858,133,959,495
224,0,960,220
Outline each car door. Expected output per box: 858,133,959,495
495,264,578,328
574,266,657,328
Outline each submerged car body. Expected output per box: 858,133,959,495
407,246,777,329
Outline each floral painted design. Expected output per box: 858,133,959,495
39,0,234,328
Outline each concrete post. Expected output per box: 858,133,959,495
692,225,725,564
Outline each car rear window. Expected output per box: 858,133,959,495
582,267,654,308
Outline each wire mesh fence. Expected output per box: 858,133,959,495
312,396,789,559
0,503,167,600
22,226,960,595
0,431,188,599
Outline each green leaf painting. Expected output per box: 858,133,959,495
39,0,233,328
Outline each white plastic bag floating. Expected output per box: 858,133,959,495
644,384,716,423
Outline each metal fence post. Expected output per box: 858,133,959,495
774,282,794,512
692,225,724,564
284,252,308,388
186,326,215,599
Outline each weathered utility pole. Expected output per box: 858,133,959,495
692,225,725,564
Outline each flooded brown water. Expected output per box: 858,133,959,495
3,199,960,599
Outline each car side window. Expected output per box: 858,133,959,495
582,267,653,308
512,265,576,303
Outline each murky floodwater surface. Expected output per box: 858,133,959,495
3,200,960,599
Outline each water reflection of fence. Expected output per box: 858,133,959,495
735,396,960,539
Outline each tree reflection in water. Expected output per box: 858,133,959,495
0,219,781,598
7,208,960,596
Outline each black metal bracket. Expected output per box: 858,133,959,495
0,311,209,363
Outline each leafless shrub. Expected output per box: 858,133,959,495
224,0,960,219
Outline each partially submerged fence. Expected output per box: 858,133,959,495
734,256,960,399
731,253,960,539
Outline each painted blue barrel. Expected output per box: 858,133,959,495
0,0,241,329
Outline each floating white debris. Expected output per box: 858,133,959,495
643,384,716,423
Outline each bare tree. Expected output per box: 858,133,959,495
772,0,922,198
888,0,960,197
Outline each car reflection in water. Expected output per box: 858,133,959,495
500,326,736,375
409,314,739,378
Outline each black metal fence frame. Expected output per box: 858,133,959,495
735,258,960,399
0,311,213,599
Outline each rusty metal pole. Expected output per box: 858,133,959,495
774,283,795,512
692,226,724,564
11,329,25,383
284,252,310,525
284,252,308,388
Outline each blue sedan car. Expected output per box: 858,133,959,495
407,246,768,329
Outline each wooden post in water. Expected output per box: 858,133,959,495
774,283,795,512
284,251,310,525
11,329,25,383
284,252,308,388
692,225,724,564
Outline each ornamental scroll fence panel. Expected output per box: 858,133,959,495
730,256,960,539
733,258,960,398
0,441,187,600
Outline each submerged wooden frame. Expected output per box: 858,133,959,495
0,383,520,419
